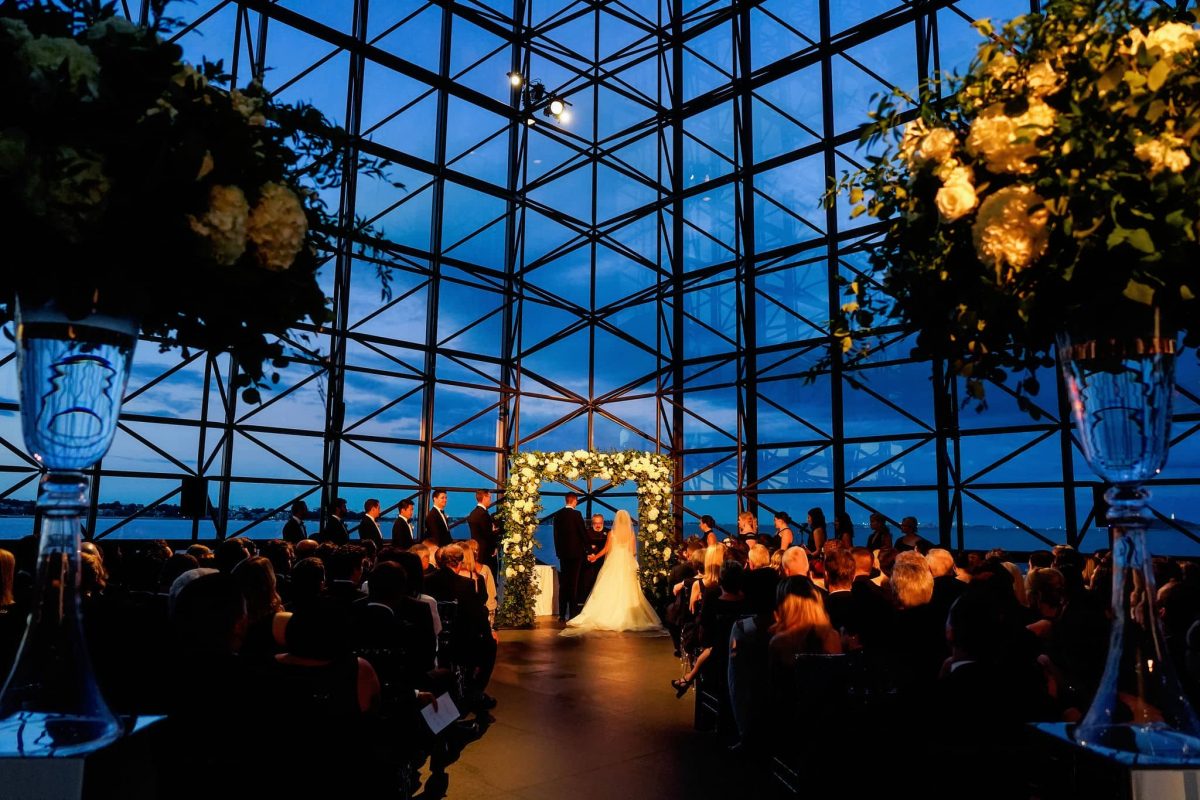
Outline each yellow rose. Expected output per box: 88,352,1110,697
1134,134,1191,176
898,119,928,165
1026,61,1061,97
971,185,1050,281
966,99,1055,175
1145,22,1200,59
914,128,958,164
935,168,979,223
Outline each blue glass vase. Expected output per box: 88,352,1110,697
0,300,137,756
1058,332,1200,764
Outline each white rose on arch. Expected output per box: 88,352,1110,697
663,547,672,560
567,468,580,480
655,532,665,542
647,507,660,520
574,449,588,460
647,523,658,532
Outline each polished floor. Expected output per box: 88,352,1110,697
426,620,779,800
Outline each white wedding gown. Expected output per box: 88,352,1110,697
560,511,665,636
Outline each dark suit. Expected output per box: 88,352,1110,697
468,505,498,576
391,515,416,547
319,515,349,545
281,516,307,544
579,526,608,601
425,507,451,547
357,514,383,546
553,506,587,619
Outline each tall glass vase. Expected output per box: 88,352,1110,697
0,300,137,756
1057,332,1200,763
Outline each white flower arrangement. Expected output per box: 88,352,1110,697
495,448,676,627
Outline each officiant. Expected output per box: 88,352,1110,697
579,513,609,600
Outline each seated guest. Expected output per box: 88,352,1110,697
887,551,947,697
159,553,199,593
353,562,430,703
463,539,498,627
823,547,856,640
780,546,810,579
0,548,23,677
260,539,295,602
232,555,290,659
287,557,326,614
294,538,319,562
927,548,966,626
744,544,779,611
849,546,895,651
689,545,725,615
325,544,369,608
672,561,746,697
425,544,497,712
391,550,442,645
728,558,779,749
215,538,251,574
769,575,841,666
185,543,215,568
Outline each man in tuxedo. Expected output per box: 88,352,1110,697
391,499,416,547
282,500,308,544
319,497,349,545
425,489,451,547
578,513,608,601
467,489,498,577
553,493,587,621
358,498,383,546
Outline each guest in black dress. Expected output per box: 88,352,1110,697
866,512,893,551
233,556,289,660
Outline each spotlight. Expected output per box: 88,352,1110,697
548,98,565,116
525,116,536,126
558,109,571,124
507,70,523,88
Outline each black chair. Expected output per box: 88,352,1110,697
772,653,852,795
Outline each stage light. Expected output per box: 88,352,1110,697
558,109,571,124
549,98,565,116
525,117,536,126
508,71,524,88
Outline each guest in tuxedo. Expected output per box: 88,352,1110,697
391,499,416,547
553,493,587,621
579,514,608,601
319,498,350,545
425,489,451,547
467,489,498,577
699,515,718,547
358,498,384,546
282,500,308,544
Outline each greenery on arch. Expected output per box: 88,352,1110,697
496,449,676,628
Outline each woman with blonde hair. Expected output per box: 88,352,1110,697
0,548,15,609
689,544,725,614
737,511,758,546
769,576,841,661
463,539,498,626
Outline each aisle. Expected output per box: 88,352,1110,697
428,621,776,799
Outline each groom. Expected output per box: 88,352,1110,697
553,493,587,621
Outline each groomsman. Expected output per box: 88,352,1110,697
553,493,587,621
391,499,416,547
282,500,308,544
320,497,349,545
468,489,499,577
358,498,383,546
425,488,451,547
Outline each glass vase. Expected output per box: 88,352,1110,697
0,300,137,756
1057,332,1200,764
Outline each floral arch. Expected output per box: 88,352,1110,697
496,450,676,627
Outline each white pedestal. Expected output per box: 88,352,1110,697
533,564,557,617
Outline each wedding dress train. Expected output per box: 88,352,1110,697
560,510,665,636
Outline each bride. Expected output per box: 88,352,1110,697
561,509,664,636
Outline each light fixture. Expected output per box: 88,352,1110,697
509,74,571,126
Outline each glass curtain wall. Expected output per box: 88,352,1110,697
0,0,1197,553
